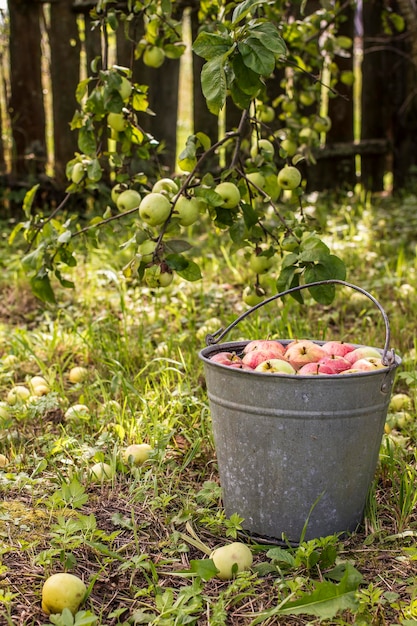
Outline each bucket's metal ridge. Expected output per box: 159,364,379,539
198,280,401,544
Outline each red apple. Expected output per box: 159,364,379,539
297,362,334,375
242,349,287,369
284,340,327,370
322,341,355,357
318,356,351,374
345,346,382,365
210,352,242,366
254,359,296,374
243,340,285,356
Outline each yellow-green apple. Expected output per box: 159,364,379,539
111,183,126,204
210,542,253,580
122,443,153,466
246,172,266,191
242,285,265,306
138,240,157,264
118,76,132,101
299,127,319,143
107,112,127,132
144,265,174,287
214,182,241,209
280,138,298,157
71,162,85,184
41,573,86,615
322,341,355,358
277,166,302,190
152,178,179,196
0,453,8,467
255,359,296,374
389,393,412,412
297,362,334,375
64,404,90,421
243,340,285,357
284,340,327,370
69,366,88,384
299,92,316,107
139,192,171,226
257,104,275,123
143,46,165,68
7,385,31,405
90,462,114,482
249,252,274,275
313,115,332,133
116,189,141,212
353,357,386,371
174,196,200,226
250,139,275,160
345,346,382,365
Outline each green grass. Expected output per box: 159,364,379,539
1,187,417,625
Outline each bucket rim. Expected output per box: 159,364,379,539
198,339,401,379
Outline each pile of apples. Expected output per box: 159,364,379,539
209,339,386,375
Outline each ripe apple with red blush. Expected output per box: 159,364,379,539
284,340,327,370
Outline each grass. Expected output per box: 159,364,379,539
1,187,417,625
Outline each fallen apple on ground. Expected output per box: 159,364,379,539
210,542,253,580
41,572,87,615
123,443,153,466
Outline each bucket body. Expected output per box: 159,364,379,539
199,340,401,544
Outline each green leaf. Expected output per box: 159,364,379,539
189,558,219,581
177,260,202,282
266,547,296,567
192,31,233,60
78,127,97,156
249,22,287,56
238,38,276,75
201,57,227,114
232,0,265,25
232,54,263,96
278,562,362,618
30,273,56,304
22,184,40,219
75,78,91,104
304,255,346,304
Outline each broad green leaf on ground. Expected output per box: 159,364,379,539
278,562,363,618
189,558,219,581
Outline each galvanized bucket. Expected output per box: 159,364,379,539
199,280,401,544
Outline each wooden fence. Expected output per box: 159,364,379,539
1,0,416,204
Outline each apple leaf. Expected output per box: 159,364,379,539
304,255,346,304
249,22,287,56
232,55,263,96
201,57,228,114
278,562,362,618
189,558,219,581
78,127,97,157
231,0,265,25
30,272,56,304
192,31,233,60
176,260,202,282
238,38,276,76
22,183,40,219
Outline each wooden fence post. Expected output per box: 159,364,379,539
8,0,46,179
49,0,81,186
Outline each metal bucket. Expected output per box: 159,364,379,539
198,280,401,544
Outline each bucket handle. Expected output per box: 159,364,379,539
205,279,396,367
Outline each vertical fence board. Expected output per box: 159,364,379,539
8,0,46,179
49,0,81,185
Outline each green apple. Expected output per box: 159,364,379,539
42,573,87,616
0,402,10,421
299,127,319,143
242,285,265,306
281,99,297,114
249,252,274,274
90,462,114,482
313,115,332,133
143,46,165,68
71,162,85,184
246,172,266,191
68,366,88,384
299,92,316,107
2,354,19,368
250,139,275,160
215,182,241,209
139,192,171,226
6,385,31,405
389,393,412,412
122,443,153,466
255,359,296,374
118,76,132,101
257,105,275,123
280,139,298,157
117,189,141,212
277,166,302,190
174,196,200,226
64,404,90,421
152,178,179,196
107,112,127,132
263,174,281,201
145,266,174,288
138,240,157,264
210,542,253,580
111,183,127,205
